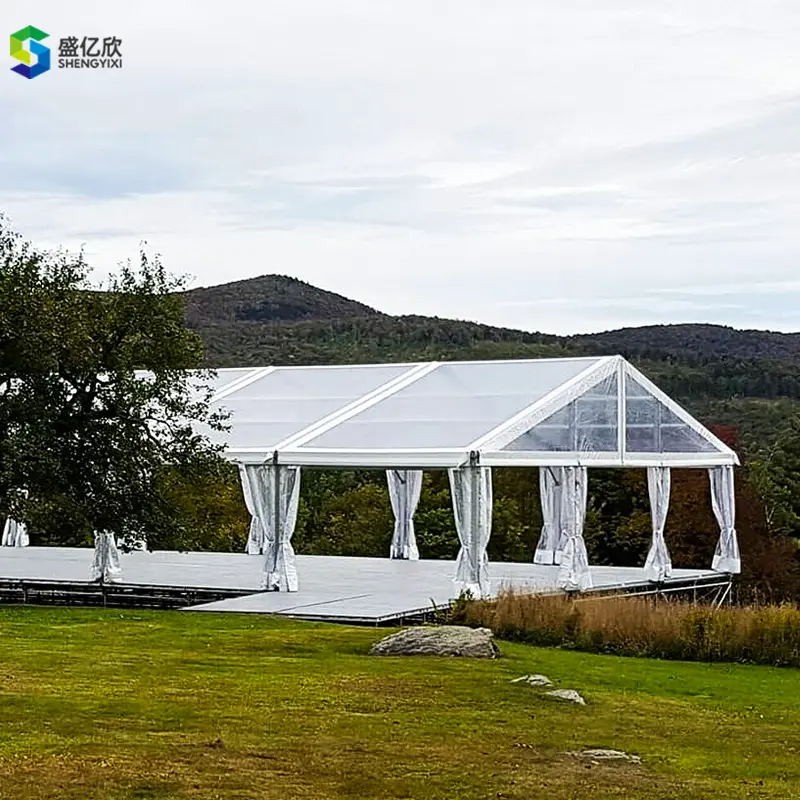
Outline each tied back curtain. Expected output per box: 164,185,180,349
387,469,423,560
239,463,265,555
91,531,123,583
534,467,564,565
709,465,741,574
644,466,673,582
1,516,29,547
556,466,591,591
242,464,302,592
448,466,493,597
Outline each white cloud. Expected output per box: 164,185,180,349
2,0,800,336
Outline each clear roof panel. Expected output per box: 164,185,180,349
502,372,619,452
624,373,717,454
299,358,603,450
210,368,262,394
215,364,417,450
136,368,253,397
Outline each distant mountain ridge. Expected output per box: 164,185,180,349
182,273,800,365
569,324,800,363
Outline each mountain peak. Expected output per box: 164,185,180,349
182,274,382,326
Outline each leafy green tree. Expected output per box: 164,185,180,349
0,216,226,547
304,482,394,556
415,472,459,560
749,414,800,539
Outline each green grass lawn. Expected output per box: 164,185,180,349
1,608,800,799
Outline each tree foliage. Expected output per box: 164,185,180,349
0,216,226,547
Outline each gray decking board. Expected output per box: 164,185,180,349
0,547,726,623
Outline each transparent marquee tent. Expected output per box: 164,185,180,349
11,356,738,595
188,355,740,596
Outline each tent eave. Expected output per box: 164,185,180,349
223,447,470,469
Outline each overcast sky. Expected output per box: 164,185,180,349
2,1,800,335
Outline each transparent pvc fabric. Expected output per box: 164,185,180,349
504,372,619,454
242,464,301,591
709,465,741,574
91,531,123,583
644,466,672,582
387,469,423,560
534,467,564,565
556,467,592,591
448,466,493,597
239,462,265,555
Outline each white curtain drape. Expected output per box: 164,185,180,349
709,465,741,574
90,531,123,583
448,466,493,597
644,466,672,582
534,467,563,565
387,469,423,560
557,466,591,591
1,516,29,547
239,463,265,554
243,464,302,591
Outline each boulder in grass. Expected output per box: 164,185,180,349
545,689,586,705
569,749,641,763
511,674,553,687
370,626,499,658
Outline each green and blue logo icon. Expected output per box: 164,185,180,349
10,26,50,79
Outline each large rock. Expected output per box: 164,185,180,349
511,674,553,687
545,689,586,705
569,749,641,763
370,626,499,658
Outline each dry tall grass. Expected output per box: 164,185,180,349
463,591,800,667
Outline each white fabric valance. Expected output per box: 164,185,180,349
709,465,741,574
242,464,301,591
644,466,672,582
534,467,563,565
448,465,493,597
387,469,423,560
557,466,591,591
91,531,123,583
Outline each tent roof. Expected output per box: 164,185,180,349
195,356,739,469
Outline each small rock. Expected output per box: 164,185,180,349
370,626,499,658
511,674,553,687
545,689,586,705
569,749,641,763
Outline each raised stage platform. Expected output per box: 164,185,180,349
0,547,729,624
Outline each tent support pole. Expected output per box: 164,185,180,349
271,450,280,580
469,451,480,590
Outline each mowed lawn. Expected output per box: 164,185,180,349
1,608,800,799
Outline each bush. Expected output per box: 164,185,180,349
465,591,800,667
